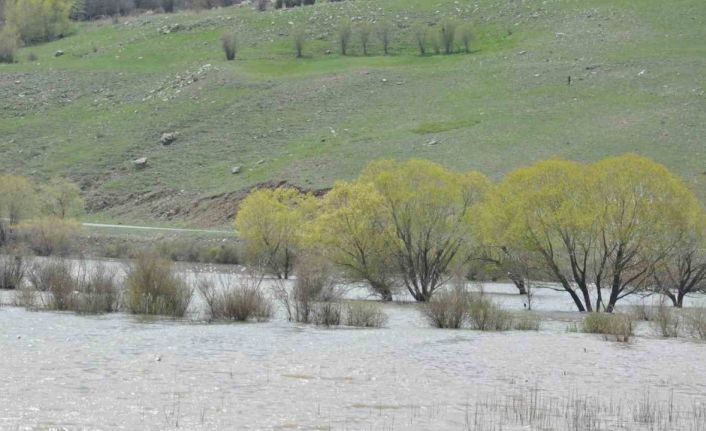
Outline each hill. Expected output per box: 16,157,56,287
0,0,704,227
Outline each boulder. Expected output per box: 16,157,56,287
160,132,177,145
133,157,148,168
231,166,241,174
54,50,64,57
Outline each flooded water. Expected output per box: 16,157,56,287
1,260,706,430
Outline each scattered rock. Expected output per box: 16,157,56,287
160,132,177,145
324,49,333,55
231,166,241,174
256,159,265,165
428,139,440,146
54,50,64,57
518,50,527,55
133,157,148,168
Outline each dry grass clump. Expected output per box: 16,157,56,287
126,252,192,317
199,274,273,322
344,302,388,328
650,301,679,338
72,264,121,314
312,301,342,327
28,259,75,310
512,312,541,331
582,312,634,342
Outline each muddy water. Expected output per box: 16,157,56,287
1,261,706,430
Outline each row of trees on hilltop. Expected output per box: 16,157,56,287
235,155,706,311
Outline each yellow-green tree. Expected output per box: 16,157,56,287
3,0,72,44
235,187,315,279
41,178,85,219
0,175,38,225
592,154,704,311
361,159,489,302
313,181,397,301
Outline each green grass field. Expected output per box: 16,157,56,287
1,0,704,228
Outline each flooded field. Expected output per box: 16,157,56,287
1,261,706,430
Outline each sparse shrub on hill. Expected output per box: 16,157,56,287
293,29,305,58
461,25,473,53
338,21,351,55
440,20,456,54
358,23,370,56
376,20,391,55
222,32,236,61
3,0,72,44
413,24,428,55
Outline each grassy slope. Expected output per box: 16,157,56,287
0,0,704,227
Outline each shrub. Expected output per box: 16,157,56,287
582,313,634,342
293,29,305,58
468,296,513,331
27,52,38,62
273,253,343,323
254,0,268,11
512,313,541,331
413,25,428,55
222,32,236,61
422,286,470,329
339,22,351,55
359,23,371,55
313,301,341,327
0,253,27,290
14,285,38,309
344,301,388,328
650,302,679,338
28,259,75,310
16,217,80,256
72,263,120,314
126,252,192,317
460,25,472,53
440,20,456,54
0,28,19,64
4,0,72,44
198,275,273,322
684,308,706,340
204,243,239,265
376,21,391,55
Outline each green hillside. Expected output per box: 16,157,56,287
1,0,704,227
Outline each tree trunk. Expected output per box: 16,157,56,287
511,276,527,295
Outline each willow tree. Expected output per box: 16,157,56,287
592,154,705,311
313,181,397,301
476,159,599,311
361,159,489,302
41,178,85,219
235,187,316,279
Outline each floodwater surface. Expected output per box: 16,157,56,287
1,262,706,430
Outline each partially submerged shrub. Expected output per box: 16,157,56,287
422,286,470,329
199,274,273,322
28,259,75,310
684,308,706,340
126,252,192,317
273,253,343,323
582,313,634,342
512,313,541,331
468,295,513,331
313,301,342,327
651,301,679,338
0,253,27,290
222,32,236,61
345,302,388,328
72,263,120,314
16,217,80,256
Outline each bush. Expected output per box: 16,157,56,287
0,28,19,64
126,252,192,317
273,253,343,323
293,29,305,58
28,259,75,310
359,23,371,56
650,302,679,338
512,313,541,331
460,25,472,53
376,21,391,55
422,286,470,329
339,22,351,55
72,263,120,314
4,0,72,44
313,301,342,327
468,296,513,331
14,285,38,310
198,275,273,322
582,313,634,342
16,217,80,256
344,301,388,328
413,25,428,55
440,20,457,54
222,32,236,61
684,308,706,340
254,0,268,11
0,253,26,290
